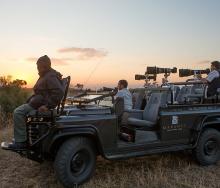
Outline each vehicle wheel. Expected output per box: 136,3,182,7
193,128,220,166
54,137,96,187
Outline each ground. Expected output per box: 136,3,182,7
0,127,220,188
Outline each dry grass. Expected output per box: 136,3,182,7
0,118,220,188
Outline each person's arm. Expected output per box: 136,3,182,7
200,78,208,83
115,90,124,99
205,70,219,83
26,94,34,103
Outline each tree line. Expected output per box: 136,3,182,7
0,76,31,114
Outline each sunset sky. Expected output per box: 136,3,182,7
0,0,220,88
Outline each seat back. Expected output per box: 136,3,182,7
114,97,124,117
132,92,145,109
176,86,192,103
173,86,180,101
191,84,204,94
57,76,71,114
143,92,167,123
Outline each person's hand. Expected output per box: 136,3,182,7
38,105,48,112
200,78,207,83
112,87,118,95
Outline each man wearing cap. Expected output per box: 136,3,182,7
6,55,64,150
202,61,220,97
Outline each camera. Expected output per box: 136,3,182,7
135,66,177,81
135,74,156,81
146,67,177,75
179,68,210,77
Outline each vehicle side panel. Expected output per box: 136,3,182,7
159,105,220,144
43,115,118,156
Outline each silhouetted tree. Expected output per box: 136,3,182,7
0,76,30,114
11,79,27,87
0,76,27,88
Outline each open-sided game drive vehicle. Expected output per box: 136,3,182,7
1,72,220,188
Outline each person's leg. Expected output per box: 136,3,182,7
13,104,34,142
119,112,135,142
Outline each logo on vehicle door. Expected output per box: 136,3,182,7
172,116,178,125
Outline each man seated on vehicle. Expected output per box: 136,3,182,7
144,79,151,88
115,80,132,110
202,61,220,97
161,78,170,87
114,80,133,127
6,55,64,150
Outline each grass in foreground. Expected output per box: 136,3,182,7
0,127,220,188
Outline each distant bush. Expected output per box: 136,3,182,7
0,76,31,114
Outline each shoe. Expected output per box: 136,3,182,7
119,132,133,142
1,141,27,151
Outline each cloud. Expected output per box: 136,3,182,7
26,57,72,66
58,47,108,60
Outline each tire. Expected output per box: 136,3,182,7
54,137,96,187
193,128,220,166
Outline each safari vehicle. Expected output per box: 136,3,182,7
1,68,220,188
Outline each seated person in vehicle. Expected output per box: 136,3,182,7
114,80,133,127
202,61,220,97
115,79,132,110
2,55,64,150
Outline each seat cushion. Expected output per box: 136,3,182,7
124,109,143,119
127,117,155,128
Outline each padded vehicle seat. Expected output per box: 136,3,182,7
114,97,124,117
176,86,192,103
127,118,155,127
127,93,167,129
179,85,205,104
173,86,180,101
132,92,145,109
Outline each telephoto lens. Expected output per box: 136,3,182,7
179,68,210,77
146,66,177,74
135,74,147,80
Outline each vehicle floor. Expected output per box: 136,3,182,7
117,130,158,147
